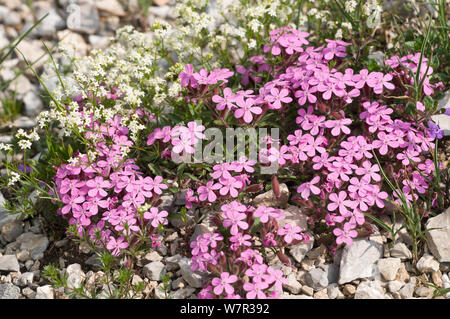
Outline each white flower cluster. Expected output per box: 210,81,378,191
15,129,39,150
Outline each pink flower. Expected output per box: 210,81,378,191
265,87,293,109
197,181,221,202
243,282,268,299
297,176,321,199
106,236,129,256
327,191,356,216
211,272,238,296
277,224,304,244
253,206,284,223
333,223,358,245
354,160,381,182
234,97,262,123
219,176,243,198
212,87,237,111
325,118,352,136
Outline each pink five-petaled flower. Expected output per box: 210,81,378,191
143,176,167,195
325,118,352,136
212,87,237,111
333,223,358,245
243,281,268,299
297,176,321,200
211,272,238,296
86,176,111,198
277,224,304,244
106,236,129,256
253,206,284,223
198,180,221,203
265,87,293,109
143,207,168,228
234,97,262,123
222,209,248,236
219,176,243,198
179,64,197,88
327,191,356,216
354,160,381,182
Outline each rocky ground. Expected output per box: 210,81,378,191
0,0,449,299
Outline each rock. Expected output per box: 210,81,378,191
18,272,33,287
171,277,186,290
438,90,450,109
0,255,20,272
153,0,170,6
279,205,309,230
4,11,20,26
399,280,416,299
313,288,329,299
1,220,23,242
65,263,85,290
305,268,328,291
95,0,126,16
283,273,301,294
154,282,169,299
425,207,450,262
143,261,166,281
35,7,66,36
343,284,356,296
16,232,49,260
16,250,30,262
416,255,440,273
22,287,35,299
189,223,213,243
390,243,412,260
171,287,196,299
16,40,47,69
321,264,339,285
395,263,410,282
88,35,110,50
84,254,101,268
54,239,69,248
338,236,383,284
148,5,172,19
387,280,404,293
415,286,433,298
13,116,36,129
144,251,163,263
0,283,20,299
327,284,344,299
35,285,54,299
281,293,313,299
377,258,401,281
300,285,313,296
253,183,289,208
8,76,34,98
57,30,88,57
288,234,314,263
23,90,43,117
432,270,443,287
179,258,205,288
67,2,100,34
355,280,387,299
165,254,182,272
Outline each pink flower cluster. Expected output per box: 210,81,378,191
54,117,169,256
191,201,308,299
147,121,206,156
177,25,447,250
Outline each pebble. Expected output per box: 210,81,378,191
377,258,401,281
65,263,85,290
305,268,328,291
300,285,314,296
1,221,23,242
252,183,289,208
313,288,328,299
0,255,20,272
179,258,205,288
415,286,433,298
416,255,440,273
35,285,54,299
143,261,166,281
354,280,387,299
343,284,356,296
338,236,383,284
144,251,163,263
327,283,344,299
425,207,450,262
390,243,413,260
283,273,302,294
387,280,404,293
171,287,196,299
16,232,49,260
0,283,20,299
18,272,33,287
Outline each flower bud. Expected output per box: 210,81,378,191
272,175,280,198
244,183,264,193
